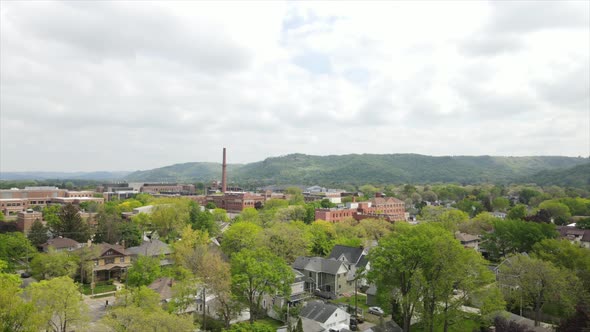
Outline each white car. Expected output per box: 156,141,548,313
368,306,384,316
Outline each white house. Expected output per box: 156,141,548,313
299,300,350,331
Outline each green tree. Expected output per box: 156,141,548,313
30,249,78,280
0,260,42,332
259,221,309,263
93,210,123,244
150,205,188,241
0,210,4,222
421,190,438,202
368,223,493,332
104,286,193,332
172,226,209,275
499,254,580,326
51,204,92,242
239,207,260,224
286,187,305,205
27,276,89,332
119,221,142,247
42,205,61,231
231,248,293,323
27,219,49,246
202,251,242,328
532,239,590,291
454,199,485,217
295,317,304,332
458,212,498,235
507,204,528,221
189,201,219,236
477,285,507,326
307,220,336,256
359,218,392,242
0,232,36,271
481,219,557,261
492,197,510,211
221,222,262,257
223,321,275,332
274,205,307,223
126,255,162,287
538,201,571,225
519,188,541,205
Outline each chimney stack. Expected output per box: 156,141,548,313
221,148,227,194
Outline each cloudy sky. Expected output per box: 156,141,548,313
1,1,589,172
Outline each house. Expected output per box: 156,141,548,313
491,212,507,219
454,232,480,250
148,277,218,316
126,239,173,266
556,226,590,249
328,245,370,287
299,300,350,332
90,243,131,281
41,237,82,252
263,268,314,320
363,321,403,332
293,257,353,297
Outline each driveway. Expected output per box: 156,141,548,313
84,294,116,322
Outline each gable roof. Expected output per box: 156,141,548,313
42,237,80,250
148,277,175,301
126,239,172,257
293,257,347,275
96,243,126,257
328,245,365,265
299,300,340,323
455,232,479,243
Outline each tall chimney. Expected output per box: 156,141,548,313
221,147,227,194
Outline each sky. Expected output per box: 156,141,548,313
1,0,589,172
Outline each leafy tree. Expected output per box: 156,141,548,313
126,255,162,287
494,316,535,332
189,201,219,236
458,212,498,235
172,226,209,275
478,285,507,326
538,201,571,225
519,188,541,205
119,221,142,247
150,205,188,241
51,204,92,242
307,220,336,256
221,221,262,257
30,248,78,280
359,218,392,242
499,254,580,326
0,260,41,332
577,217,590,229
532,239,590,291
259,221,309,263
93,210,123,244
0,232,36,271
507,204,528,221
274,205,307,223
0,211,4,222
492,197,510,211
368,223,489,332
42,205,61,230
334,218,366,247
303,203,316,224
481,219,557,261
223,321,275,332
296,317,304,332
28,219,49,246
286,187,305,205
205,202,217,209
320,198,336,208
202,251,242,328
239,207,260,224
454,199,484,217
104,286,193,331
27,276,89,332
231,248,293,323
435,209,469,231
524,209,552,223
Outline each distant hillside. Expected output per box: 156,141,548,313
0,171,130,181
125,162,245,183
522,162,590,187
123,154,589,186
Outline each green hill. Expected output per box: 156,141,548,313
522,162,590,187
124,154,589,187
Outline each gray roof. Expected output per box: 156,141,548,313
357,255,369,268
300,300,340,323
293,257,347,275
328,245,365,265
364,321,403,332
126,239,172,257
366,284,377,296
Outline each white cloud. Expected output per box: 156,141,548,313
1,0,588,172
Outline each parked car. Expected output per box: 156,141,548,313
20,271,31,278
368,306,384,316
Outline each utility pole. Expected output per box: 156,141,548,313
202,287,206,331
354,279,358,318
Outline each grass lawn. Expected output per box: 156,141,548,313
411,313,481,332
80,283,117,295
256,317,284,329
331,293,370,313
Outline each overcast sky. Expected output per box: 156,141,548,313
1,1,589,172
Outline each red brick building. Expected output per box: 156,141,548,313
0,187,103,215
315,197,407,223
207,192,266,213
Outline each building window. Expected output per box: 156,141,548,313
120,257,125,263
105,258,114,264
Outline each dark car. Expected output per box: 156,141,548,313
20,271,31,278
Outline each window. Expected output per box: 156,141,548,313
120,257,125,263
105,258,114,264
94,260,98,266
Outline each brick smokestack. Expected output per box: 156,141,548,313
221,147,227,194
